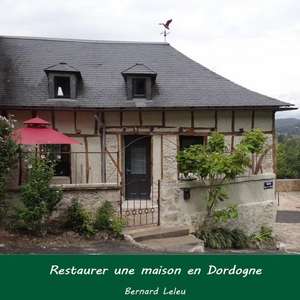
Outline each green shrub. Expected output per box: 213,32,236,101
197,227,250,249
0,115,18,221
65,200,124,238
250,226,275,248
197,226,276,250
65,199,95,237
94,201,115,230
110,217,125,236
213,205,238,223
94,201,124,237
230,229,250,249
198,227,233,249
16,155,62,235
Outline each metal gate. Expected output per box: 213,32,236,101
120,179,160,227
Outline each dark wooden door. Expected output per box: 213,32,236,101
125,135,151,200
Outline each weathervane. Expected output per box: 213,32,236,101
159,19,172,42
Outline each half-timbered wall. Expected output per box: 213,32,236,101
5,108,276,187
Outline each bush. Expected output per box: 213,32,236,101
0,115,18,221
94,201,115,230
16,156,62,235
94,201,124,237
197,227,250,249
110,217,125,237
213,205,238,223
65,200,124,238
250,226,276,249
197,226,276,250
230,229,250,249
65,199,95,237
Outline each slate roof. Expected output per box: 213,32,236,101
0,35,293,110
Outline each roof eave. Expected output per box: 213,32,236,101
0,104,296,111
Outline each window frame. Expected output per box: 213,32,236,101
45,144,71,177
178,135,206,178
47,72,78,99
179,135,205,151
132,78,146,98
54,76,71,98
126,76,153,100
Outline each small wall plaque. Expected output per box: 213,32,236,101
264,181,273,189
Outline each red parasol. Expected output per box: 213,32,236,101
13,117,80,145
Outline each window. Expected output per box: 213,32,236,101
132,78,146,98
130,145,147,175
179,136,204,151
54,76,71,98
46,144,71,176
179,136,205,177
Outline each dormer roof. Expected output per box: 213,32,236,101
121,63,157,78
44,62,81,75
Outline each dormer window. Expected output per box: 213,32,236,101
122,63,157,100
132,78,146,98
44,63,81,99
54,76,71,98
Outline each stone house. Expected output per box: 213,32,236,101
0,36,294,233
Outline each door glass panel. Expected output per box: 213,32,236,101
131,146,146,174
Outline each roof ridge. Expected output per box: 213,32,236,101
0,35,169,45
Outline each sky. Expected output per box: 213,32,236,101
1,0,300,118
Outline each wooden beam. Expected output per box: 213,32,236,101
117,133,121,184
94,112,98,134
191,110,194,128
83,136,89,183
139,110,143,126
120,111,123,127
214,110,218,130
120,135,125,202
160,135,163,179
251,110,255,129
105,147,122,177
231,110,235,151
98,111,107,183
74,111,78,133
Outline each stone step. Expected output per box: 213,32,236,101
142,234,200,251
124,226,190,242
141,235,203,252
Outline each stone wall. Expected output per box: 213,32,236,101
160,174,276,235
54,184,120,214
6,184,121,220
162,135,178,181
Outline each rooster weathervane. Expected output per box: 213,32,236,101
159,19,172,42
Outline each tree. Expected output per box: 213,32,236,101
17,155,63,235
277,136,300,179
177,129,267,220
239,129,268,174
0,116,18,220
